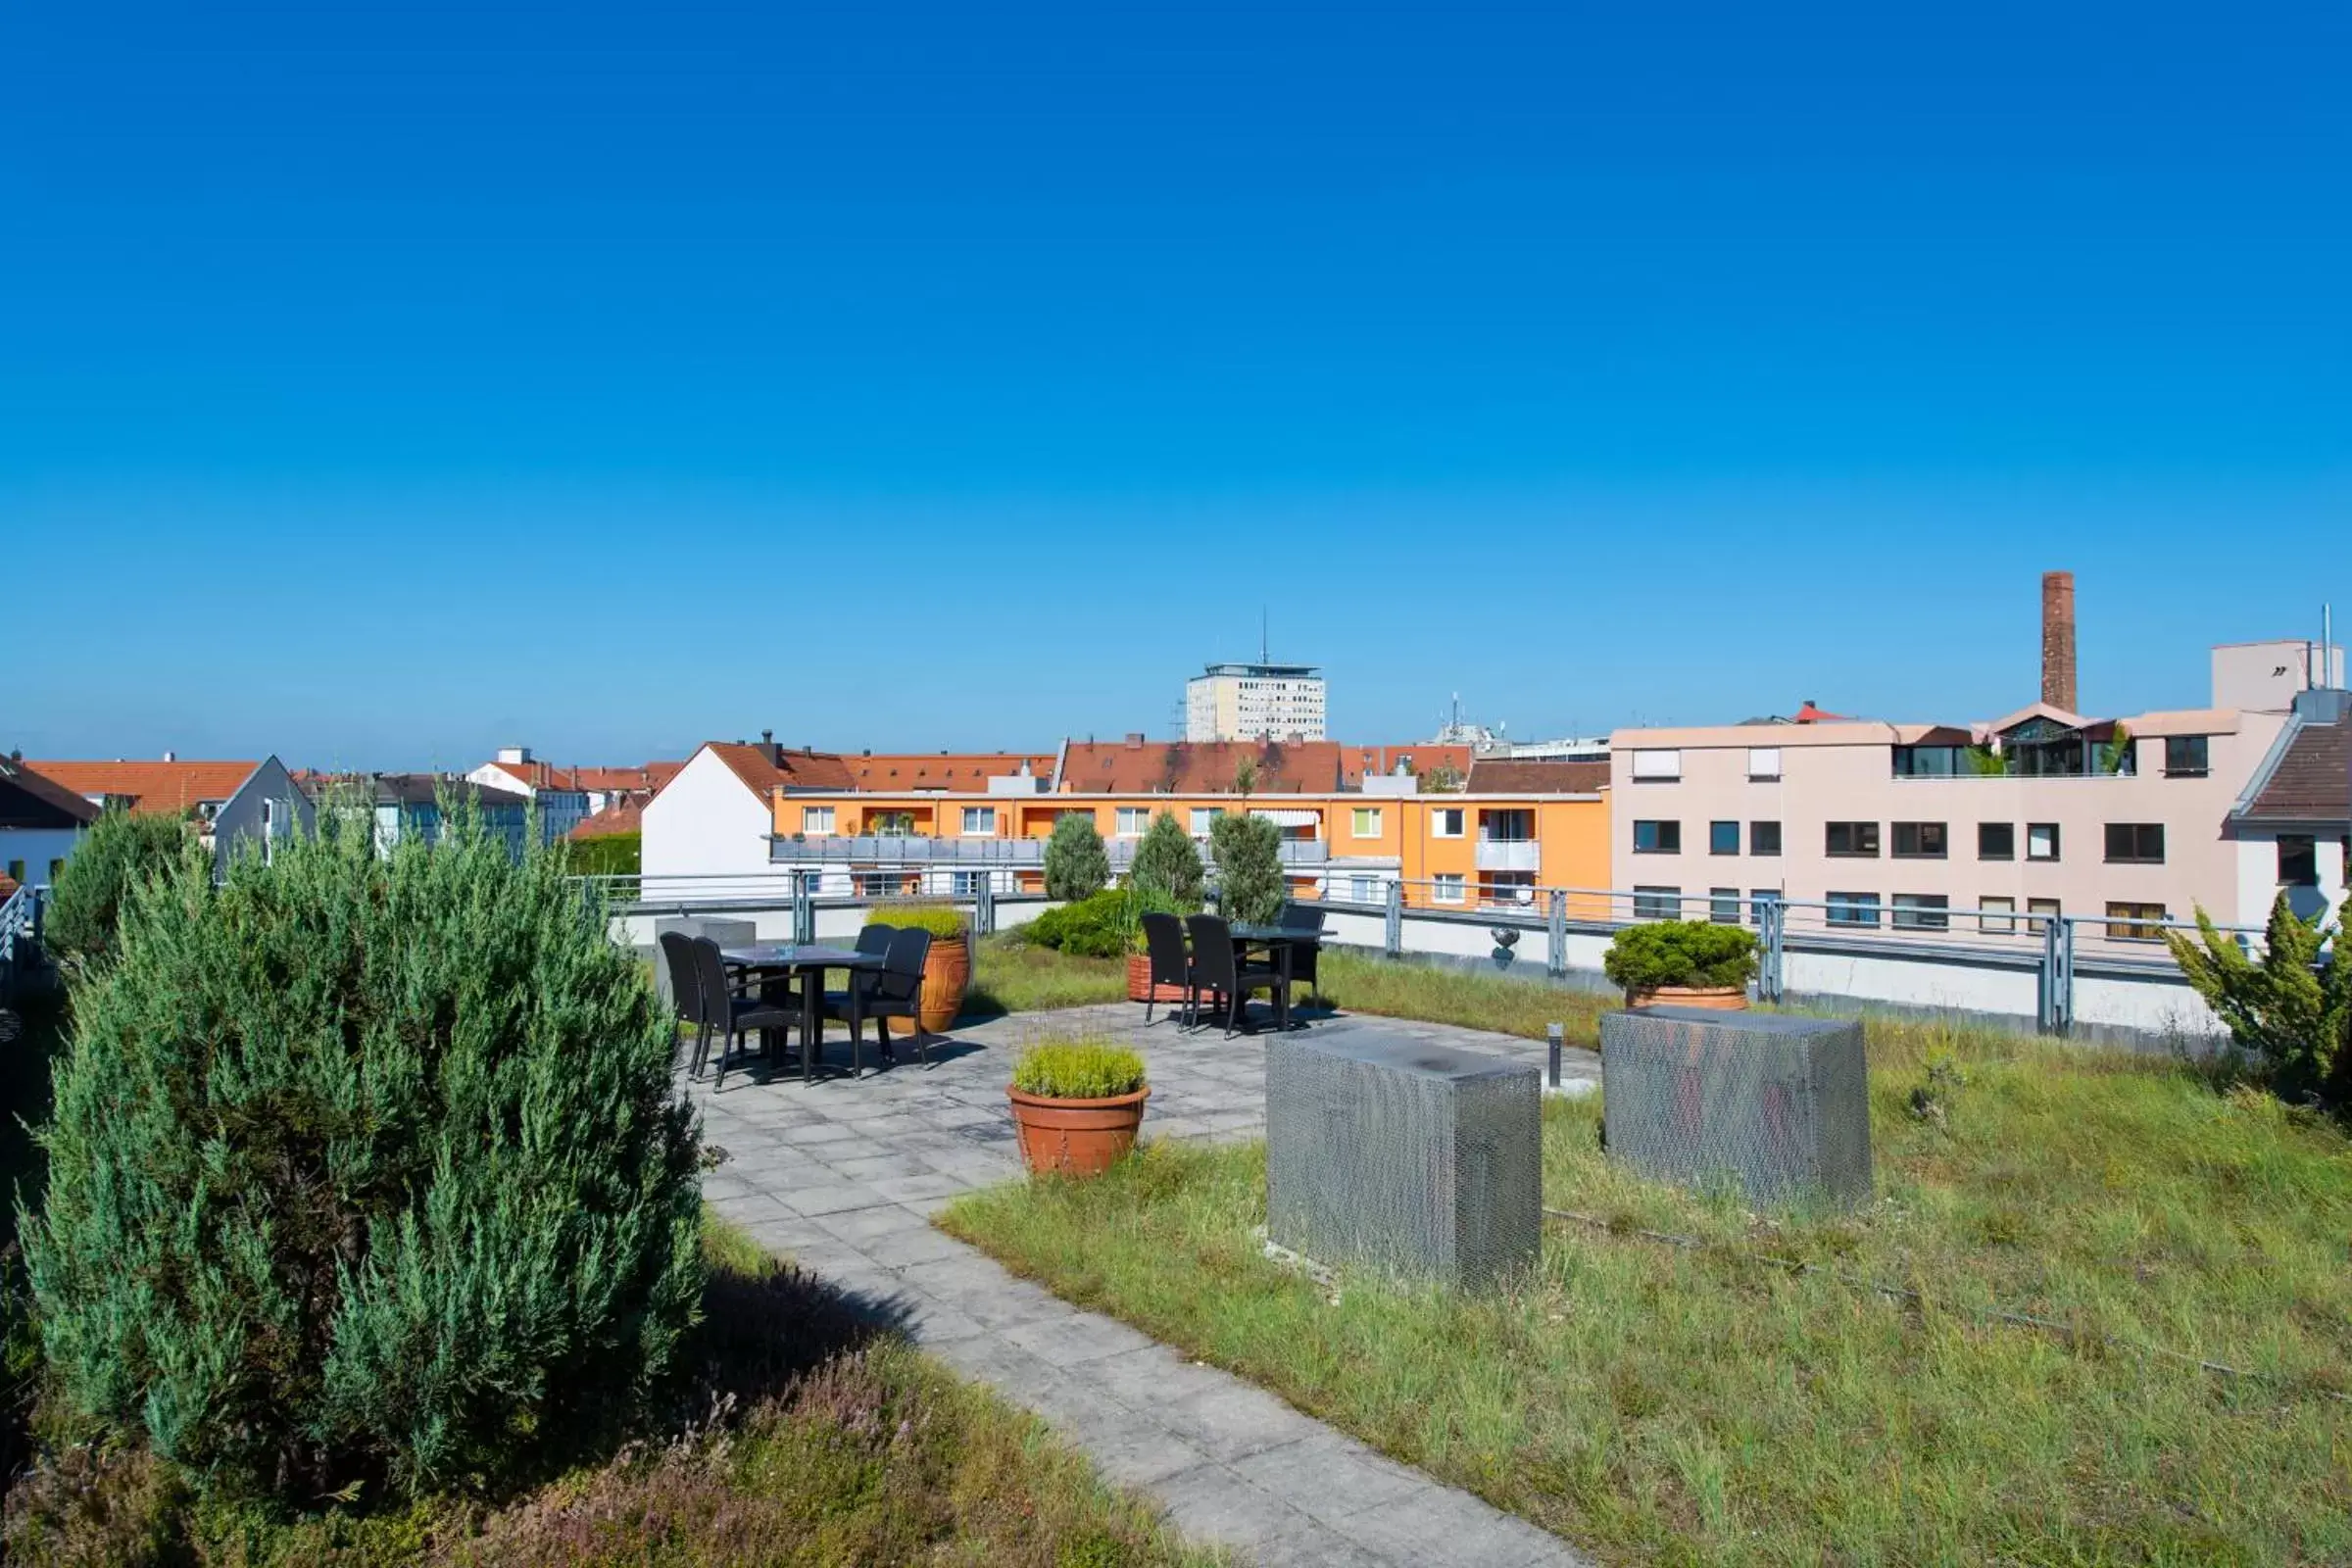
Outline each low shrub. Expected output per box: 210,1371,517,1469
22,811,704,1501
1042,815,1110,901
1601,920,1759,1000
563,831,640,879
1025,890,1129,958
873,904,968,941
39,810,201,971
1011,1040,1147,1100
2170,893,2352,1112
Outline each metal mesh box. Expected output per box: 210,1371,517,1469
1599,1006,1872,1209
1265,1031,1540,1290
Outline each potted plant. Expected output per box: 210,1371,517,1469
1602,920,1759,1010
877,904,972,1033
1120,886,1192,1003
1006,1038,1150,1176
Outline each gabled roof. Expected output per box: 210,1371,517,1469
1055,739,1349,795
701,742,858,798
569,798,644,839
0,757,103,828
1982,701,2092,735
479,759,684,794
2232,702,2351,827
847,753,1055,790
1463,760,1609,795
25,760,260,816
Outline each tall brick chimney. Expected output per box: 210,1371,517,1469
2040,570,2078,711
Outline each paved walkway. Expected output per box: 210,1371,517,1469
691,1002,1598,1568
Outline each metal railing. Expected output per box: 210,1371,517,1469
1,883,44,979
769,834,1330,867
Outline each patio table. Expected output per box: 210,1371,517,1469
1227,923,1322,1029
721,944,885,1079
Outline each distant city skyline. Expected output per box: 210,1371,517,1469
6,2,2345,767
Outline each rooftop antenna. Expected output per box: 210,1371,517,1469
1259,606,1268,665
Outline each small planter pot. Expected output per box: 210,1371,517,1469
1124,953,1188,1004
1007,1085,1151,1177
1631,984,1749,1011
918,933,969,1033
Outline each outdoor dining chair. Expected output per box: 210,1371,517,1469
1276,901,1327,1001
657,931,704,1064
822,926,932,1075
1184,913,1286,1038
854,922,897,956
1139,910,1195,1028
687,936,801,1090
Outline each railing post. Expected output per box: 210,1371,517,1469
794,879,814,946
975,874,996,937
2054,915,2075,1036
1757,895,1785,1002
1545,1021,1563,1090
2036,914,2074,1035
1385,878,1403,957
1546,888,1567,977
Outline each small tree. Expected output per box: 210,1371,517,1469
1423,763,1465,792
1209,812,1285,925
1232,755,1258,798
24,809,704,1499
2169,894,2352,1111
1126,811,1203,907
1043,813,1110,901
40,809,202,971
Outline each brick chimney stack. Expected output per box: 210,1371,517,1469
2040,570,2078,711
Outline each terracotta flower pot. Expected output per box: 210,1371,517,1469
1007,1085,1151,1177
1630,984,1749,1011
1124,952,1188,1003
918,933,970,1033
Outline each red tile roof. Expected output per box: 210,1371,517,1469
480,759,685,794
2237,717,2351,824
1464,759,1610,795
568,799,645,839
847,753,1055,790
704,743,858,798
0,758,102,827
1056,739,1350,795
24,760,259,817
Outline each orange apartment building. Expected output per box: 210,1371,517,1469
760,740,1608,910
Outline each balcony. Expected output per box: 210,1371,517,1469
1474,838,1541,872
771,833,1329,867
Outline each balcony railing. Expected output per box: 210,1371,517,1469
1474,839,1541,871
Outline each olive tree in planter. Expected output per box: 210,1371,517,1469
1043,812,1110,901
1209,811,1286,926
1005,1038,1149,1176
1602,920,1760,1010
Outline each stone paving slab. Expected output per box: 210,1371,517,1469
690,1000,1596,1568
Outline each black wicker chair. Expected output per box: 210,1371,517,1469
1185,914,1285,1037
823,926,932,1074
855,922,897,956
657,931,704,1066
688,937,800,1089
1276,902,1326,1000
1140,910,1195,1027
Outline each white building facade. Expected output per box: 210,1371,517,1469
1185,662,1328,743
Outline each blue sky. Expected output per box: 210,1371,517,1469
5,2,2346,768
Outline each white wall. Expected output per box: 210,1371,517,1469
643,748,776,885
0,826,85,887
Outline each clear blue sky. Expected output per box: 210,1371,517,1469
6,2,2346,769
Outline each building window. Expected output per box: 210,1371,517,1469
1826,821,1880,858
1709,887,1741,923
4,859,22,885
2027,897,2061,934
2026,823,2060,861
1482,809,1535,842
1481,871,1538,907
1892,893,1950,931
1349,874,1382,903
1750,820,1782,857
1632,885,1681,919
1891,821,1948,859
1746,747,1781,781
1827,891,1882,928
1430,808,1464,838
2278,834,2319,887
1189,808,1223,836
2105,903,2168,942
1351,807,1383,838
1979,822,2015,860
1432,873,1466,905
1633,819,1682,855
1749,889,1776,926
959,807,997,835
2103,823,2165,864
951,870,989,897
1709,820,1740,856
870,809,915,836
1631,750,1682,782
802,806,835,835
858,871,898,899
1114,807,1151,837
1979,896,2016,935
2163,735,2210,778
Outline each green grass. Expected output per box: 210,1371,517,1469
6,1212,1220,1568
964,934,1127,1016
942,1021,2352,1566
